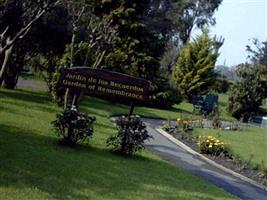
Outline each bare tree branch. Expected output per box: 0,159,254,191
0,0,60,55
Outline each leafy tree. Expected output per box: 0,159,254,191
92,0,179,107
172,29,223,100
151,0,223,72
246,39,267,77
0,0,60,86
227,64,267,121
3,5,70,89
94,0,166,81
246,39,267,96
172,0,222,44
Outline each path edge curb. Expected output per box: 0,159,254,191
155,127,267,192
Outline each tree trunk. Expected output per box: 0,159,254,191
64,27,77,109
3,45,26,89
3,68,19,89
0,45,14,87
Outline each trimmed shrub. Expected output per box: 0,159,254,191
107,115,151,156
52,106,96,146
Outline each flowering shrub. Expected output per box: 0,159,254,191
176,118,193,131
198,135,230,156
52,106,96,146
107,115,151,156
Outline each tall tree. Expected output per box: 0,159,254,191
172,29,223,100
147,0,223,71
93,0,166,81
0,0,60,86
2,4,70,89
246,38,267,70
173,0,222,44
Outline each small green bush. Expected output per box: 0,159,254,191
52,106,96,146
107,116,151,156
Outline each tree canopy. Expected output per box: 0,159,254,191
0,0,223,108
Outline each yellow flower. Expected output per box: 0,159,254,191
216,140,220,143
208,136,213,140
208,144,213,148
214,143,218,146
206,140,210,143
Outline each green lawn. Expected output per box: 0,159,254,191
217,93,235,121
136,93,234,121
0,89,236,200
194,127,267,170
261,99,267,113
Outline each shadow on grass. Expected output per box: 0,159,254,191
0,89,50,104
137,106,193,120
80,97,128,115
0,124,233,200
0,89,60,114
80,97,193,120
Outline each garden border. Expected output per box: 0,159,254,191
155,127,267,192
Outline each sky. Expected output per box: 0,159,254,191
197,0,267,67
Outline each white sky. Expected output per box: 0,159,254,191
195,0,267,66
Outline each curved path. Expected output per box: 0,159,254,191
143,118,267,200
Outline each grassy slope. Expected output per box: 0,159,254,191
194,127,267,170
0,89,236,200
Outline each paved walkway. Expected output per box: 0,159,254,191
17,78,47,91
143,118,267,200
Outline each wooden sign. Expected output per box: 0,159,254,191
58,67,150,104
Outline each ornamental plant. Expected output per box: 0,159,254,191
52,106,96,146
176,117,193,132
197,135,230,157
107,115,151,156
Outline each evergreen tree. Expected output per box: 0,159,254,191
172,29,222,100
93,0,166,81
227,64,266,121
92,0,179,107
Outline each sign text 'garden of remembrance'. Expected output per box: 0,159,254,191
59,67,150,103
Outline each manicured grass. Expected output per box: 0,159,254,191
138,93,233,121
194,127,267,170
0,89,236,200
217,93,235,121
261,99,267,114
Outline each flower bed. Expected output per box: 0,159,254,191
163,120,267,186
